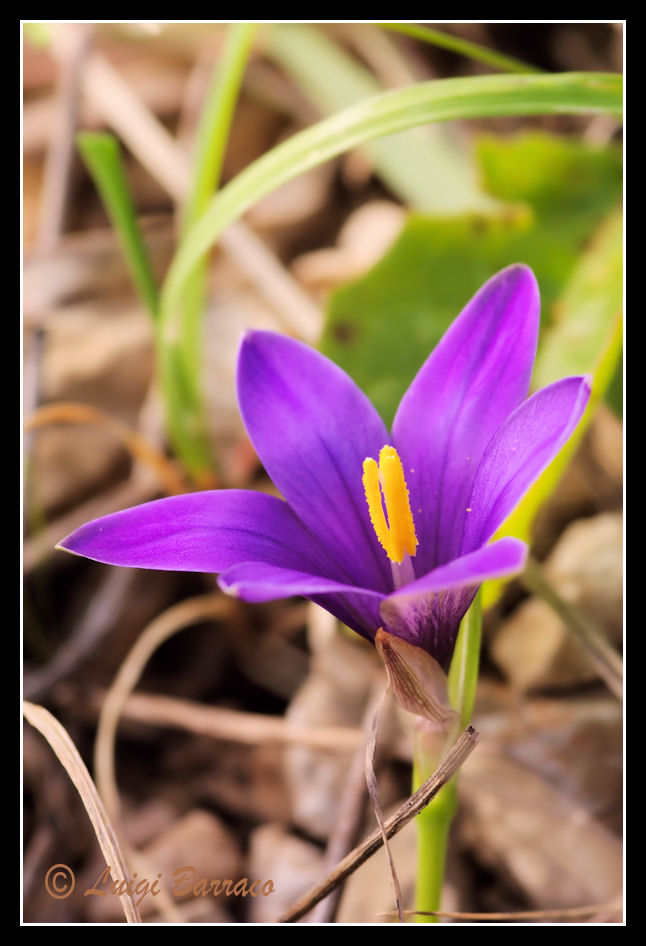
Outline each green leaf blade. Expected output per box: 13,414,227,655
77,132,160,321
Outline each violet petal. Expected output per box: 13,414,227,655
237,330,392,591
218,561,384,641
461,375,591,553
392,265,539,573
58,490,336,575
379,537,527,667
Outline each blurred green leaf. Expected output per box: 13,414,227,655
77,133,160,321
606,349,623,418
23,22,51,47
533,209,622,388
482,211,622,605
264,24,488,213
379,23,541,75
477,132,621,293
320,131,622,427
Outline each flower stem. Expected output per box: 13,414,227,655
448,590,483,731
412,591,482,922
412,759,457,922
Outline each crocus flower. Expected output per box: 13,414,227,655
59,265,590,671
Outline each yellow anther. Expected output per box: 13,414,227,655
362,445,418,564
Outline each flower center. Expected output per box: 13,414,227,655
362,445,418,565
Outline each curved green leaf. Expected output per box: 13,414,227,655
264,23,487,212
161,72,622,333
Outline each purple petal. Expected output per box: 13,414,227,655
238,331,391,592
461,376,591,553
379,538,527,668
58,490,336,575
392,265,539,573
218,562,384,641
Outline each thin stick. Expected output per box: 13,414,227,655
278,726,479,923
86,688,362,753
24,568,135,701
381,902,622,922
94,594,239,823
54,33,321,342
521,556,623,701
22,701,141,924
25,401,187,496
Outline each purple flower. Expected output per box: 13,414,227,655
58,266,590,670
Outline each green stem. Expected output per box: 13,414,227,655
163,23,257,479
182,23,258,236
448,590,483,729
177,21,257,405
413,591,482,922
412,756,458,922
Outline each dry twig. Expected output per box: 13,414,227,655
94,593,238,822
278,725,480,923
38,25,93,248
25,401,187,496
49,27,322,342
363,687,404,922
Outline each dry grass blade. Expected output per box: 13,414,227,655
278,725,480,923
24,568,135,701
25,401,188,496
22,701,142,924
94,594,238,822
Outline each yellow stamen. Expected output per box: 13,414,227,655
362,445,418,564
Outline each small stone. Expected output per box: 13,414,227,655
246,823,325,922
459,751,622,908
